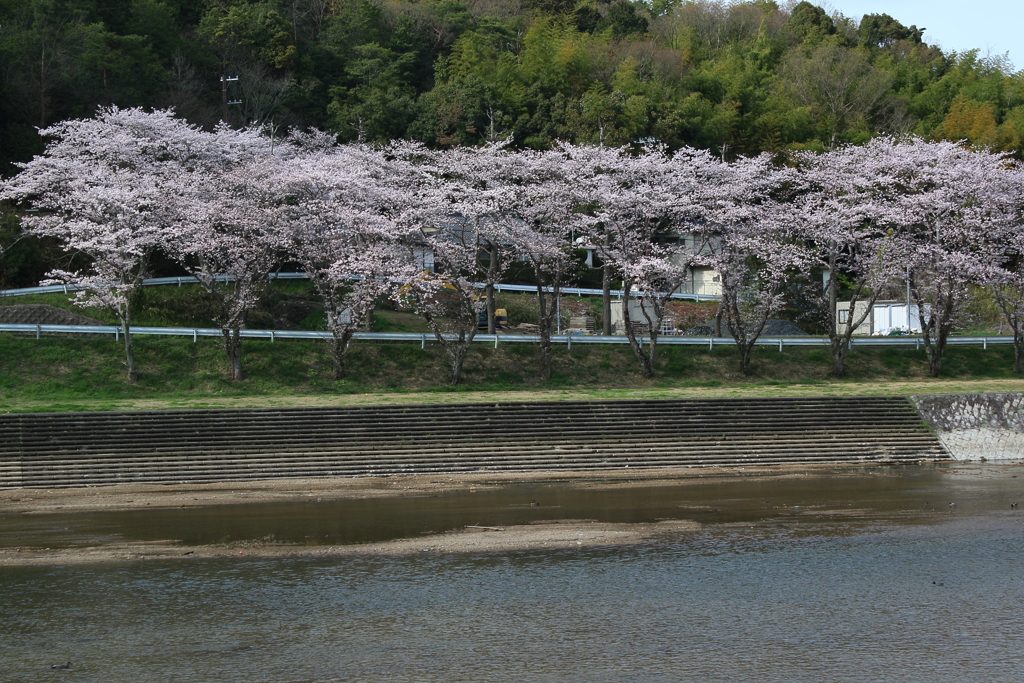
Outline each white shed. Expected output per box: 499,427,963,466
837,300,925,336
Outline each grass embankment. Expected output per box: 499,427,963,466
3,282,1022,413
2,332,1024,414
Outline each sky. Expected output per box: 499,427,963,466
825,0,1024,70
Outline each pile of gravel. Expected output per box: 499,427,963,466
682,324,715,336
0,304,106,326
761,319,808,336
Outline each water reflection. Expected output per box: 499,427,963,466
2,517,1023,681
1,464,1023,682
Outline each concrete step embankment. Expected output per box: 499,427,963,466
0,397,950,488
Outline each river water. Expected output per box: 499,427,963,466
2,464,1023,682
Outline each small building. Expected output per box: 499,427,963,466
677,266,721,297
837,300,924,336
581,234,724,298
609,299,678,335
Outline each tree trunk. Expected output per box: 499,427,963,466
822,256,874,379
486,282,496,334
620,283,654,379
532,254,565,383
115,295,138,384
826,257,842,377
602,263,612,336
738,341,756,375
925,330,947,377
538,335,552,382
331,328,355,380
121,320,137,384
830,338,849,378
422,310,476,386
1015,332,1023,374
910,269,966,380
535,279,561,382
486,243,498,334
914,283,951,379
722,290,768,376
919,311,949,378
647,330,659,376
446,340,471,385
224,327,245,381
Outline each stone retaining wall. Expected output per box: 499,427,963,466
911,393,1024,461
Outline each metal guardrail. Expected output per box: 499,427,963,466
0,323,1013,350
0,273,305,297
0,273,721,302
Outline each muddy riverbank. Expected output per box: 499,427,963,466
3,462,1020,567
0,520,702,566
0,465,863,565
0,464,858,514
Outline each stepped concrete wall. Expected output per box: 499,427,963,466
912,393,1024,461
0,396,948,489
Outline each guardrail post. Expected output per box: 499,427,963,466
193,329,197,343
916,338,920,351
984,337,988,350
271,331,275,343
421,334,425,349
709,337,713,350
779,339,783,352
568,335,572,350
35,325,40,340
115,327,119,342
494,334,498,349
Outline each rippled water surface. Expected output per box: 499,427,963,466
2,464,1024,682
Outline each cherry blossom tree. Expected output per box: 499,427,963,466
695,153,805,375
873,139,1017,377
788,141,905,377
381,142,489,386
17,107,1024,387
395,232,484,386
0,106,225,382
434,145,548,339
574,144,714,379
2,168,165,383
167,153,285,381
280,144,413,379
487,146,589,381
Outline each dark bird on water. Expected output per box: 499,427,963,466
51,662,71,670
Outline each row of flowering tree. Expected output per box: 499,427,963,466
3,107,1023,384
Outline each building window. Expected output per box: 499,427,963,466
838,310,849,324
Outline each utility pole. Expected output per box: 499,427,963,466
220,74,240,122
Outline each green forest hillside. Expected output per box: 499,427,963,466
3,0,1024,289
1,0,1022,168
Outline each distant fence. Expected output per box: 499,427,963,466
0,273,721,302
0,323,1013,350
